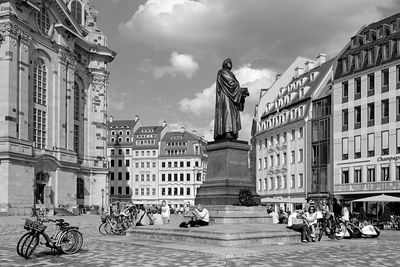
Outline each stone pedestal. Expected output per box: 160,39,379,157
195,139,260,206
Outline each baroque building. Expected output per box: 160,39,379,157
333,13,400,212
0,0,115,215
252,55,334,211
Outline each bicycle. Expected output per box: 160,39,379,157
16,217,83,259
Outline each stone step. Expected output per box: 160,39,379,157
127,223,300,247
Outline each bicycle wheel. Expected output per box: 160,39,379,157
62,230,83,254
16,233,31,257
23,233,39,259
99,223,108,235
59,230,77,254
104,223,113,235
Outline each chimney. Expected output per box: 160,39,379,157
275,74,281,81
305,60,315,72
295,67,304,78
180,127,185,133
162,120,167,127
134,115,139,122
192,130,197,136
109,116,113,122
316,53,326,66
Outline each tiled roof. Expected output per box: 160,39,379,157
107,120,138,129
161,131,202,142
134,126,165,134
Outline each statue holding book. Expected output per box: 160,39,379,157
214,58,249,140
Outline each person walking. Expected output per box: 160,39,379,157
161,200,170,224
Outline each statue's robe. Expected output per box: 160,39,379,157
214,68,243,140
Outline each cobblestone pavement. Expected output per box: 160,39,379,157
0,215,400,266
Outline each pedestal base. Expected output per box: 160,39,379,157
195,139,260,206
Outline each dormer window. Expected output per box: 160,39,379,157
369,29,377,42
299,106,304,117
355,52,363,69
368,47,375,65
36,7,51,36
299,88,304,98
70,0,84,25
382,42,390,61
342,57,349,73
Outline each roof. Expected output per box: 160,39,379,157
134,126,165,135
335,12,400,79
161,131,202,142
107,120,138,129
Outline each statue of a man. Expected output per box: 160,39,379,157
214,59,248,140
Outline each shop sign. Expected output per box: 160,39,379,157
377,156,400,162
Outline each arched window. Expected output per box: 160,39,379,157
73,82,80,121
36,8,51,35
70,0,83,25
33,58,48,150
33,59,47,106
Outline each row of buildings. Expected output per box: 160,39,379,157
252,13,400,215
0,0,115,215
106,116,208,209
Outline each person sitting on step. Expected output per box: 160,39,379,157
189,204,210,227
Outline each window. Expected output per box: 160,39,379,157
354,169,362,183
70,0,83,24
168,174,171,181
187,173,190,181
135,175,139,181
368,73,375,96
186,187,191,196
174,173,178,181
367,167,376,182
73,82,80,121
147,188,150,195
355,52,363,69
152,162,156,168
125,159,130,167
152,188,156,195
342,109,348,131
368,133,375,157
126,187,130,195
180,173,184,181
118,160,122,167
342,138,348,160
126,149,130,155
118,187,122,195
291,151,295,163
118,149,122,155
270,177,274,190
33,59,48,149
141,174,144,181
354,78,361,99
187,161,191,167
196,173,202,181
298,149,304,162
342,82,348,103
110,187,114,195
110,172,114,180
397,129,400,153
342,170,349,184
141,162,145,168
118,172,122,180
147,174,150,181
162,162,165,168
397,65,400,88
73,125,79,153
354,106,361,129
152,174,156,181
276,154,280,166
141,188,144,195
299,127,303,138
36,8,51,35
299,173,304,187
368,47,375,65
382,69,389,92
382,130,389,155
167,188,171,195
291,129,295,140
126,172,130,180
291,175,295,188
381,166,389,181
367,102,375,126
110,160,115,167
135,162,139,168
354,135,361,158
283,152,287,165
161,174,165,182
110,149,115,155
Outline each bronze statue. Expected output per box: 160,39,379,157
214,59,249,140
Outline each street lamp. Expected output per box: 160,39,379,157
101,188,105,214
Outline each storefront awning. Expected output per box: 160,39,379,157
261,197,306,204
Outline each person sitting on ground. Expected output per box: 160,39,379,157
303,206,318,241
287,209,311,243
342,203,350,224
332,197,342,220
189,204,210,227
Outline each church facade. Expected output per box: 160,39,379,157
0,0,115,215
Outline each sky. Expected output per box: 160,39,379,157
92,0,400,141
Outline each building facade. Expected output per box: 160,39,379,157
333,14,400,213
252,55,334,211
0,0,115,215
158,128,207,207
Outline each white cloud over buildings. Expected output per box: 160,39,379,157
153,52,199,79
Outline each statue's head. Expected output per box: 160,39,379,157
222,58,232,70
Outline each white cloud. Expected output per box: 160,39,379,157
153,52,199,79
119,0,398,69
178,64,275,117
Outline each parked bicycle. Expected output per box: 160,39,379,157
98,213,134,236
17,217,83,259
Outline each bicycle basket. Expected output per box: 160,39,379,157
24,219,47,233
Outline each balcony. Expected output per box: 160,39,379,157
334,181,400,193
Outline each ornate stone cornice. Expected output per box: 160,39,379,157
0,21,32,49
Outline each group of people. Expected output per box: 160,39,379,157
284,198,351,242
